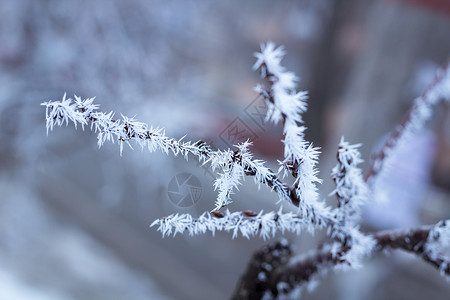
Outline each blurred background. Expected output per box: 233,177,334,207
1,0,450,299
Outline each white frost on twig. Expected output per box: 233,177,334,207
209,147,244,210
150,208,307,240
332,227,376,270
206,141,283,210
254,42,329,227
42,93,88,133
331,137,368,225
42,95,212,158
42,95,295,213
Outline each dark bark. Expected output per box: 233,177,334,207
233,224,450,299
232,239,292,300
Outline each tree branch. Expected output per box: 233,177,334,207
232,239,292,300
233,222,450,299
373,225,450,275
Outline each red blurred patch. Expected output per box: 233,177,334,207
389,0,450,16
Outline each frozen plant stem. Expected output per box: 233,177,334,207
42,43,450,299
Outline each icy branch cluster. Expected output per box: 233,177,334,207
252,45,375,275
42,43,341,240
43,43,450,298
40,44,375,253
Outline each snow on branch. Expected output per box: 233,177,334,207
43,93,89,133
151,209,308,240
329,227,376,270
234,233,374,299
232,239,293,300
209,148,244,210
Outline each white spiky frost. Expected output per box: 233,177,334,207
42,95,295,215
206,140,293,210
254,42,327,227
332,227,376,270
324,138,375,271
209,147,244,210
405,65,450,137
42,94,212,158
331,137,368,225
150,208,307,240
42,44,366,244
42,93,88,133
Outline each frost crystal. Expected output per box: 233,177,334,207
42,93,87,134
209,148,243,210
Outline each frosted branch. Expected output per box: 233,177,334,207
331,137,368,225
42,94,211,158
254,42,330,228
237,221,449,299
41,44,450,299
150,209,308,240
232,239,292,300
374,220,450,277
